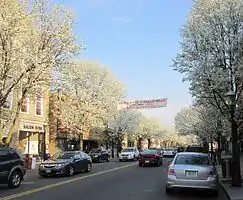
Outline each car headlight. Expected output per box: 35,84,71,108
57,163,65,167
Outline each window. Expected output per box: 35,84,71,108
21,97,29,113
0,150,10,162
9,150,20,160
36,89,43,116
3,91,13,109
175,154,210,165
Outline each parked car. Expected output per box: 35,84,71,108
138,149,163,167
39,151,92,177
165,152,219,196
177,147,185,153
89,148,110,163
0,147,26,188
163,148,176,157
185,145,207,153
119,147,139,161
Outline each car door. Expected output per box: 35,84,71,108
81,152,89,169
0,149,12,182
73,153,83,172
101,150,108,161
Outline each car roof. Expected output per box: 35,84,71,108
0,147,16,151
176,152,209,156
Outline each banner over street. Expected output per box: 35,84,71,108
117,98,168,110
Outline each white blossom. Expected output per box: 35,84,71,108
57,60,125,138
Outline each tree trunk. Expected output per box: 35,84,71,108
148,139,151,149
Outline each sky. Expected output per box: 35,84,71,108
54,0,193,128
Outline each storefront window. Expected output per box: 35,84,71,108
36,89,43,115
21,97,29,113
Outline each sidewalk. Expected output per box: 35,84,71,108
218,155,243,200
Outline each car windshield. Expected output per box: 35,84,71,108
186,146,205,152
165,148,173,151
90,149,101,153
142,150,157,154
52,152,75,159
122,148,134,152
175,154,210,165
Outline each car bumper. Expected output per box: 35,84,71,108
119,157,134,161
139,159,159,165
166,176,219,191
39,167,66,176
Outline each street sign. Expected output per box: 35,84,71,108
117,98,168,110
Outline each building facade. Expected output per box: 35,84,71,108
2,87,49,157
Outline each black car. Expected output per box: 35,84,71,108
89,148,110,163
185,145,207,153
138,149,163,167
39,151,92,177
0,147,26,188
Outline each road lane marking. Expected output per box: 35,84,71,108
0,163,137,200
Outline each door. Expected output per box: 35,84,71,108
0,150,12,182
80,152,89,170
101,150,108,161
73,153,83,171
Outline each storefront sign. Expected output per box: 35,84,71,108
19,121,44,132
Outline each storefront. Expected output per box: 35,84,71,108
18,119,48,156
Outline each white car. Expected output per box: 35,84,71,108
119,147,139,161
163,148,176,157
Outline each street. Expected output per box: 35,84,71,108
0,159,228,200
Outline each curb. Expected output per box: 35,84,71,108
220,181,232,200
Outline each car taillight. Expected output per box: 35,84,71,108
168,168,175,175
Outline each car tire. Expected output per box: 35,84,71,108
119,159,122,162
106,157,110,162
133,155,136,161
8,170,22,188
66,165,75,176
165,187,172,194
98,157,102,163
86,163,92,172
211,190,219,197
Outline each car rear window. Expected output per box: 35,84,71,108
185,146,205,152
175,154,210,165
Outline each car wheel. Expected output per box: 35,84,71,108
133,155,136,161
119,159,122,162
165,187,172,194
8,170,22,188
98,157,102,163
211,190,219,197
86,163,92,172
106,157,110,162
67,165,75,176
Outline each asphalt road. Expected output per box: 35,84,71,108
0,158,228,200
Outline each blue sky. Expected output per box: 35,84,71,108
54,0,193,127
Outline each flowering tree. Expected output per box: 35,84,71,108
174,107,200,136
0,0,81,144
172,0,243,185
57,60,125,142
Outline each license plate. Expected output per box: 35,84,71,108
186,171,197,176
46,169,51,173
145,160,150,163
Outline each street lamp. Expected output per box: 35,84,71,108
225,90,241,186
43,122,48,161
